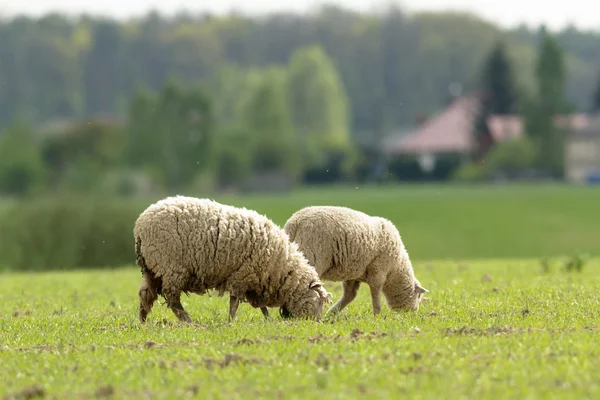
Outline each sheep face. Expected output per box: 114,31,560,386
280,281,333,320
384,281,429,312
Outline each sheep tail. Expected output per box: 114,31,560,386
136,235,163,300
135,236,148,275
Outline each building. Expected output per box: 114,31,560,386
564,115,600,183
382,92,594,178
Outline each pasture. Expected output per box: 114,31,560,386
1,183,599,399
2,258,599,399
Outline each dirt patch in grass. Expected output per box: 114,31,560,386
3,384,45,400
158,353,268,370
443,325,599,337
308,328,390,343
11,310,31,318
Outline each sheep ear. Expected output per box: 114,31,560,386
415,284,429,294
309,281,323,290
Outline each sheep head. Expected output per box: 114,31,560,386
279,280,332,320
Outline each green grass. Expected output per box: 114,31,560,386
209,183,600,260
1,184,599,272
2,257,599,399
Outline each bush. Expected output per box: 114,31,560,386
0,196,147,271
486,137,537,175
451,162,489,182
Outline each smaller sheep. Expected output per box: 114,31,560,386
283,206,428,316
134,196,333,323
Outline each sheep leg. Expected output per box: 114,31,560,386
164,288,192,323
368,283,383,316
326,280,361,315
229,295,240,321
260,307,270,319
138,275,158,323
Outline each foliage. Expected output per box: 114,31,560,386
240,67,300,179
524,28,569,177
0,122,46,197
477,41,519,115
213,126,253,189
592,69,600,112
0,196,144,270
40,118,125,192
0,185,598,271
472,40,520,158
485,136,537,175
450,162,489,182
1,258,600,398
535,27,569,115
287,44,354,172
125,78,214,191
0,10,598,134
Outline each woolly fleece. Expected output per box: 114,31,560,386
134,196,332,323
283,205,428,315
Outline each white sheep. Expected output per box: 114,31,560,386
283,205,428,316
134,196,333,323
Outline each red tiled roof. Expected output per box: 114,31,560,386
386,92,594,155
387,94,480,154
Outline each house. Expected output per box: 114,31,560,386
564,115,600,183
382,92,594,178
381,94,479,159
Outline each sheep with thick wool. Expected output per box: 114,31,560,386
283,205,428,316
134,196,333,323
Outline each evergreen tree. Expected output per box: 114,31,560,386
592,69,600,113
473,40,518,158
525,27,568,177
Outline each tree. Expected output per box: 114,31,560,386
124,85,162,174
486,137,537,176
525,27,569,177
473,40,519,159
287,44,355,180
535,27,568,116
0,122,45,196
125,78,214,191
592,69,600,113
155,78,214,190
40,118,125,192
241,67,300,179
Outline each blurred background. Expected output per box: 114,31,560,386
0,0,598,271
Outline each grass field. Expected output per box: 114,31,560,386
211,183,600,260
2,257,599,399
1,183,599,398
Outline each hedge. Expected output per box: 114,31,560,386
0,196,151,271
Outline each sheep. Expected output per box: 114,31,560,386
134,195,333,323
282,205,428,316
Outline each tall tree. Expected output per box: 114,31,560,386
535,27,568,116
287,44,354,178
82,20,125,116
592,69,600,113
473,40,519,158
0,122,45,197
155,78,214,190
125,79,214,190
241,67,300,179
525,27,568,177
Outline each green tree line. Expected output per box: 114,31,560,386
1,6,600,134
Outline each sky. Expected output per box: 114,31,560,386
0,0,598,31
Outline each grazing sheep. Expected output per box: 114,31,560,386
134,196,333,323
283,205,428,316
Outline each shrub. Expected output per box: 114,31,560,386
451,162,489,182
0,196,147,271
